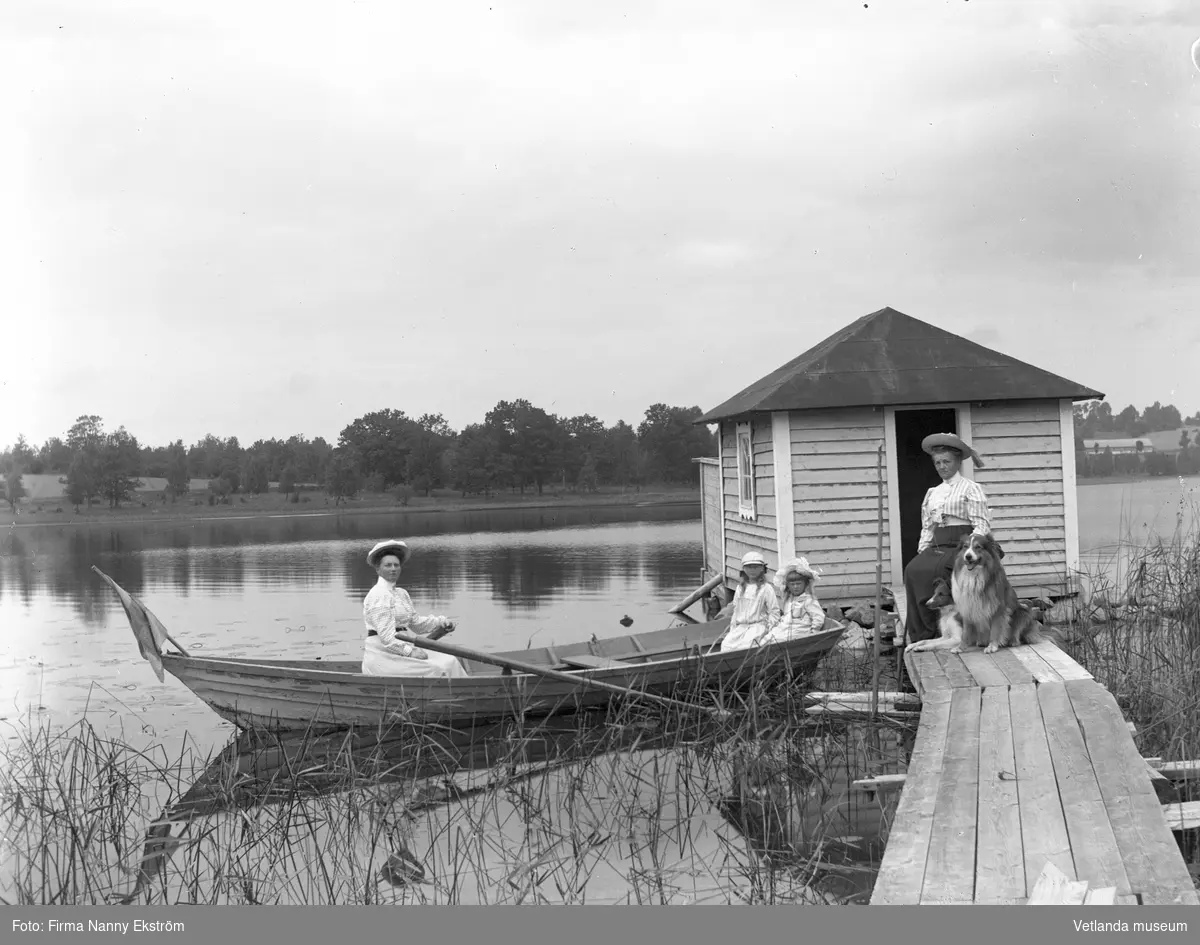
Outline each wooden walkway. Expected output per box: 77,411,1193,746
871,641,1199,905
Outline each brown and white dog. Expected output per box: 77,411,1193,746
907,532,1060,655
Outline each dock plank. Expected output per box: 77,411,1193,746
957,651,1011,689
1036,683,1133,898
871,692,955,903
919,687,982,904
934,650,977,689
1009,645,1062,684
904,650,949,699
1065,680,1200,905
1029,641,1091,681
989,647,1035,686
1008,683,1075,893
974,686,1025,903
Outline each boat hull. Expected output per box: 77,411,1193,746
162,618,846,733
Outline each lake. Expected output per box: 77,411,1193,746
3,475,1198,757
0,503,708,756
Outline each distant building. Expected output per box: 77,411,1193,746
1085,438,1153,455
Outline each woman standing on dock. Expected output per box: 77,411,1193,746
719,551,783,651
902,434,994,645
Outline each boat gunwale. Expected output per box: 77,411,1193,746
160,625,847,687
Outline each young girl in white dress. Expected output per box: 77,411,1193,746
763,557,826,643
718,551,783,651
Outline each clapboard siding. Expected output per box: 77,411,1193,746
973,400,1068,592
791,407,889,601
720,417,778,579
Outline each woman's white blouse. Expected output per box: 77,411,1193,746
362,577,444,657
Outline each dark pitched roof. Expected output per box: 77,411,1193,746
695,307,1105,424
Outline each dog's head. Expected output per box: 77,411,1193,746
925,578,954,610
958,532,1004,570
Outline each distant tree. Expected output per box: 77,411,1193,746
449,424,502,497
4,467,25,513
1141,402,1182,432
38,436,72,473
243,456,270,495
637,404,716,484
10,435,35,470
405,413,454,496
1115,405,1139,436
219,463,241,495
97,427,143,508
279,466,297,497
325,450,362,505
165,441,190,500
338,409,418,487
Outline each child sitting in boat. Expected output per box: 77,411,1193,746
718,551,783,651
361,539,468,678
762,557,827,643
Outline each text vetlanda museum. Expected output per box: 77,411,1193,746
13,920,186,934
1074,920,1187,932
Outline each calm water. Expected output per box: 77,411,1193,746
0,504,704,756
3,475,1198,757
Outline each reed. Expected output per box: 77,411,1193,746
0,655,910,906
1059,500,1200,873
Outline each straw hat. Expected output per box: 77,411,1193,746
774,557,821,598
921,432,986,469
740,550,768,568
367,539,412,568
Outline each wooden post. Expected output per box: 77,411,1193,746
870,443,884,757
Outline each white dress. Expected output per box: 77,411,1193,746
761,591,826,643
361,577,468,678
719,582,783,652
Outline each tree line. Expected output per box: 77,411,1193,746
1,401,718,510
1072,399,1200,479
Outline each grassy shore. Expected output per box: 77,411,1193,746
9,484,701,528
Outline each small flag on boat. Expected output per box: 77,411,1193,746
92,566,182,683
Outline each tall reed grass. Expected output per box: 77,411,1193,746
1,647,910,906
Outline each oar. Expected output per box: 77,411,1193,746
392,631,731,721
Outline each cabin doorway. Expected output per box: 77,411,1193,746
894,408,958,570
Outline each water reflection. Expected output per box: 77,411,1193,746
0,505,701,627
0,507,707,750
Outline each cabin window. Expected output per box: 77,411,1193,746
736,422,756,521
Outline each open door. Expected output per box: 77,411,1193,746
894,408,957,571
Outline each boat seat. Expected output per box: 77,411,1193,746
559,654,638,670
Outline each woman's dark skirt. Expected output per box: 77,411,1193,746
903,525,974,644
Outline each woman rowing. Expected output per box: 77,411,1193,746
361,539,467,678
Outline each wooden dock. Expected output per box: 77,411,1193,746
870,641,1199,905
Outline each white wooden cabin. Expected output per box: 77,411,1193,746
694,307,1105,611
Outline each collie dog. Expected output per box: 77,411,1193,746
908,533,1060,655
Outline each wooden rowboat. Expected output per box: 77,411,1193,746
95,568,846,734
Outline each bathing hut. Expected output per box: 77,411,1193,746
693,307,1104,613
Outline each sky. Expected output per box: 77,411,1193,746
2,0,1199,450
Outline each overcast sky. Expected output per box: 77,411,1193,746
3,0,1198,450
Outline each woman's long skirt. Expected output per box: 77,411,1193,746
361,635,469,677
902,525,974,644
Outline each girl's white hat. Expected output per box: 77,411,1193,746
740,551,768,568
774,557,821,598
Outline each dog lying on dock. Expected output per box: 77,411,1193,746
907,533,1060,655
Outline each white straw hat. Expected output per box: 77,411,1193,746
740,550,767,568
367,539,412,568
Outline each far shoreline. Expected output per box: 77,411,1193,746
7,487,703,530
